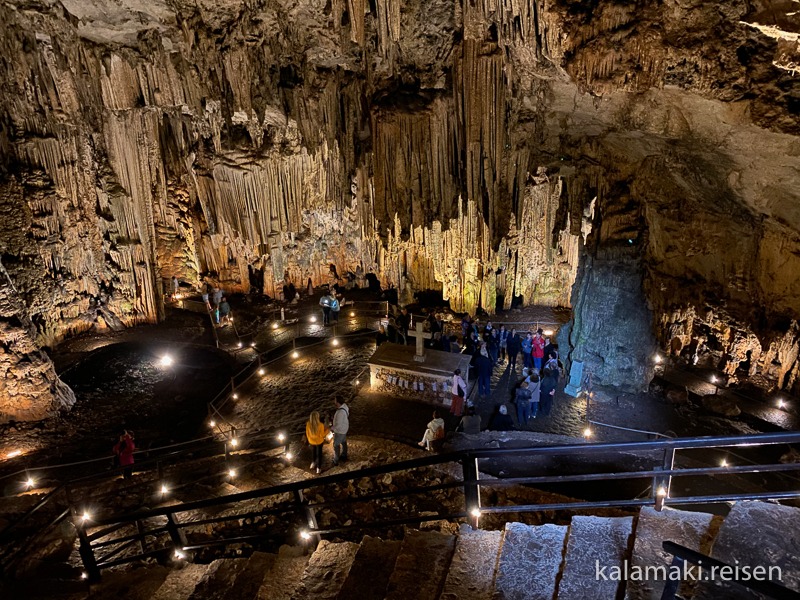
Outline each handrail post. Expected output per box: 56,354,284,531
294,489,319,546
461,454,481,529
654,446,676,511
165,512,188,553
71,506,101,582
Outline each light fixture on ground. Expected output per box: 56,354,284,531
5,450,22,459
230,438,239,447
355,379,360,385
159,354,173,367
277,433,286,442
81,511,91,522
250,341,256,347
656,486,668,497
258,368,265,375
25,477,35,489
778,399,786,409
331,338,339,346
470,507,481,518
237,341,243,348
174,549,185,560
349,311,355,317
80,572,88,580
232,393,239,400
654,354,663,364
300,530,311,541
272,322,279,329
583,427,592,438
285,452,294,461
710,375,717,383
209,419,216,428
292,351,299,359
228,468,237,478
310,316,317,323
720,459,728,468
160,484,169,495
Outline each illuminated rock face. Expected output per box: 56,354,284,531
0,0,798,417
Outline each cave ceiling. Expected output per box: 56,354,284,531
0,0,799,415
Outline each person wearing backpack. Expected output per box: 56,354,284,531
418,410,445,452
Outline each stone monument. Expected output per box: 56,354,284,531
564,360,584,397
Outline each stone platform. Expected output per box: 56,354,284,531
368,343,472,404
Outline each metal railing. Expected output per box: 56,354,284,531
661,541,800,600
71,431,800,581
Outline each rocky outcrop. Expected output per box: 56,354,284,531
0,0,799,415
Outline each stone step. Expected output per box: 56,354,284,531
336,535,401,600
494,522,568,600
558,515,634,600
228,552,277,600
151,563,211,600
385,529,456,600
257,546,309,600
440,524,503,600
291,540,359,600
693,501,800,600
625,507,718,600
188,557,250,600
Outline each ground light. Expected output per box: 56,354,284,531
720,459,729,468
331,338,339,346
300,530,311,541
6,450,22,459
272,322,279,329
277,433,286,442
470,507,481,518
237,341,243,348
250,341,256,347
80,572,88,580
292,351,299,359
355,379,360,385
654,354,663,364
710,375,717,383
583,427,592,439
285,452,294,461
258,368,265,375
349,311,355,317
25,477,35,489
778,399,786,409
81,511,91,522
310,316,317,323
656,486,668,497
232,393,239,400
230,438,239,447
160,484,169,495
228,469,237,478
174,549,186,560
209,420,216,428
159,354,173,367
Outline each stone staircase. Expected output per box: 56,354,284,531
11,501,800,600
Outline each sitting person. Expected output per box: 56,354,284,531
488,404,515,431
456,406,481,434
418,410,445,451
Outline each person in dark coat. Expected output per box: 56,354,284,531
543,338,556,364
476,345,493,398
506,329,521,372
396,308,411,345
375,325,388,347
539,368,558,416
486,329,500,364
488,404,514,431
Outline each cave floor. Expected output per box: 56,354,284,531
1,293,796,492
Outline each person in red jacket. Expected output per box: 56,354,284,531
113,430,135,480
532,329,546,371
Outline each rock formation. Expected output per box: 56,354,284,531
0,0,798,414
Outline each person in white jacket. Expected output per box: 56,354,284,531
418,410,445,451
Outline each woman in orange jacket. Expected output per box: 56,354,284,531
306,411,329,474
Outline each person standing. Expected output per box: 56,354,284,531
528,370,542,419
515,381,532,426
219,297,232,326
331,294,341,323
521,332,533,371
539,368,558,416
476,345,493,398
212,286,223,307
306,411,328,474
498,325,509,362
113,431,135,480
487,329,500,364
532,329,546,371
376,325,388,347
319,292,333,325
507,329,520,372
450,368,467,417
330,396,349,465
396,308,411,345
418,410,445,452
